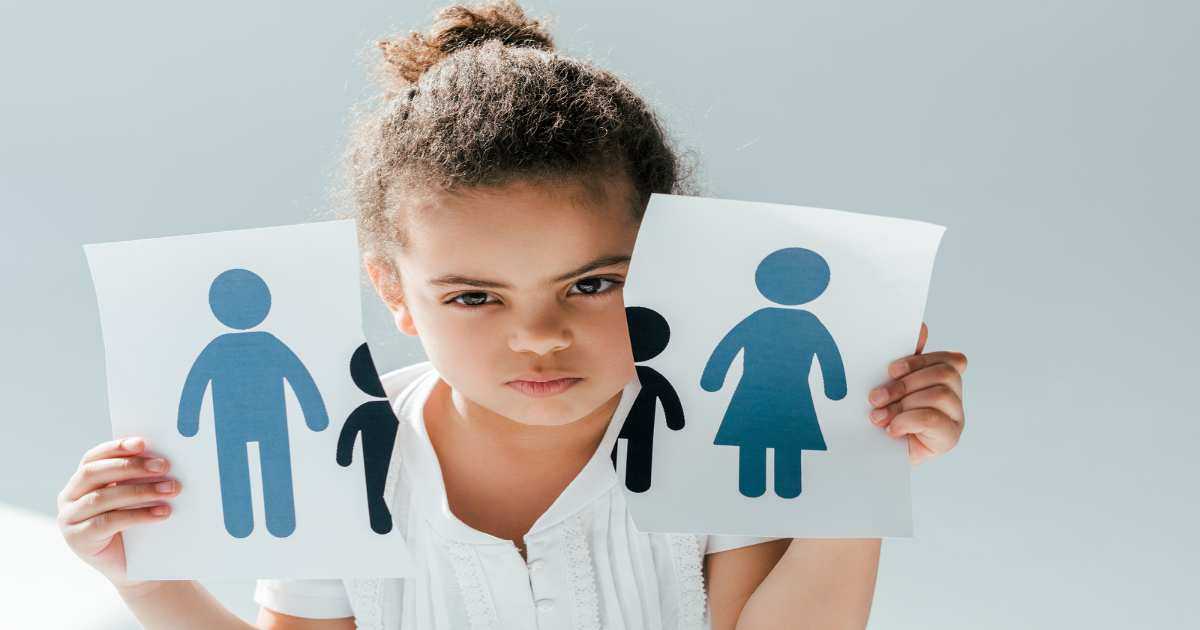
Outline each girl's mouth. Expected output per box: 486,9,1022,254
506,377,582,397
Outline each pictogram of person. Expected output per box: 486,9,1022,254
178,268,329,538
700,247,847,499
610,306,686,493
336,342,399,534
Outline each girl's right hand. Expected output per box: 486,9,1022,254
56,436,181,591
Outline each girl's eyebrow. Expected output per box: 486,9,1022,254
428,254,631,289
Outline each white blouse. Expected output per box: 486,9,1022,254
254,361,778,629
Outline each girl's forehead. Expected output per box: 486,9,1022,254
411,178,637,238
416,175,631,216
398,178,640,279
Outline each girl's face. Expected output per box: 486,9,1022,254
366,175,640,427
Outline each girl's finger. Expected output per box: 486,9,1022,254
79,437,147,465
869,382,964,427
869,361,964,409
888,350,967,380
60,456,170,504
907,435,937,466
59,437,150,510
59,479,181,526
62,504,172,547
885,408,962,456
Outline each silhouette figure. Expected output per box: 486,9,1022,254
178,268,329,538
700,248,847,499
610,306,686,492
336,343,399,534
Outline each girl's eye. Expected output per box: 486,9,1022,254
448,291,496,308
444,277,624,309
568,277,623,297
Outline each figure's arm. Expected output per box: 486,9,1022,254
814,321,847,401
658,383,686,431
336,412,361,467
277,339,329,432
178,345,214,438
701,322,747,392
708,538,881,629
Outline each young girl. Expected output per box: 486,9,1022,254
56,1,969,628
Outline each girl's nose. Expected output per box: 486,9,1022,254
508,311,572,356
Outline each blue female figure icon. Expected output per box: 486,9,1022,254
178,268,329,538
700,248,847,499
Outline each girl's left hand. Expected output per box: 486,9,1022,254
866,322,967,466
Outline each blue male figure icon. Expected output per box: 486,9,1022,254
700,247,847,499
178,268,329,538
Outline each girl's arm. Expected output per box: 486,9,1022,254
117,581,356,630
705,539,791,628
115,581,258,629
706,538,880,630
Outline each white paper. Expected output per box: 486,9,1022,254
85,220,413,579
618,194,945,538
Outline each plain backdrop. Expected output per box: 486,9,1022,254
2,1,1195,628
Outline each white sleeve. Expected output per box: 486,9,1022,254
704,535,788,555
253,578,355,619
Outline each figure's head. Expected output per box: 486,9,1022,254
755,247,831,305
625,306,670,363
345,0,696,427
350,342,387,398
208,268,271,329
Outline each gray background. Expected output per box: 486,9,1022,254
2,0,1195,628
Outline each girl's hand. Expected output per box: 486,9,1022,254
55,436,181,590
867,322,967,465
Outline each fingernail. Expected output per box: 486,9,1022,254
146,459,166,472
151,505,170,516
156,481,174,493
889,361,907,378
869,408,887,422
122,438,142,451
869,388,887,405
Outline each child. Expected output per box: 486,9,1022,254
56,1,969,628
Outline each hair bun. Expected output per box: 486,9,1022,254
378,0,555,87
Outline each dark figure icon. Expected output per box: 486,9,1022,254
336,342,399,535
610,306,686,493
178,268,329,539
700,248,847,499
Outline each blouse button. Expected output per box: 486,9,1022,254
536,599,555,612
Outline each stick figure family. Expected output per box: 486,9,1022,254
177,268,395,539
179,245,845,538
615,246,847,499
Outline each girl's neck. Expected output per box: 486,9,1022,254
435,378,621,457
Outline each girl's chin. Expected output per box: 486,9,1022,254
506,402,585,427
499,395,596,427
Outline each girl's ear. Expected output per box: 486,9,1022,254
364,254,419,337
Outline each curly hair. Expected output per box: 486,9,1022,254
337,0,698,260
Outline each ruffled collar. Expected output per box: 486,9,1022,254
386,362,641,545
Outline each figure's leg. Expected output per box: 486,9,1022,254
259,432,297,537
624,435,654,493
364,458,393,535
215,437,254,538
738,446,766,498
774,446,802,499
